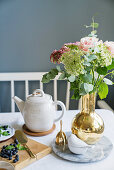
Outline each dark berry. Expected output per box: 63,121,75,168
14,139,19,144
13,159,17,163
3,145,6,149
13,151,16,155
10,143,13,146
16,157,19,161
3,154,9,158
15,155,19,161
15,146,18,150
12,148,15,151
6,150,10,155
9,156,12,160
2,149,6,153
13,143,17,147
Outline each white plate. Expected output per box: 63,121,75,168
0,124,15,142
0,161,14,170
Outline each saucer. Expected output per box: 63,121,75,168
22,124,56,136
52,132,113,163
0,124,15,142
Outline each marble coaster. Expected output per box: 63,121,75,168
52,132,113,163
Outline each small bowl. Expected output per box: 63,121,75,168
0,161,14,170
68,143,88,154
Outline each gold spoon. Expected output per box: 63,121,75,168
56,120,67,146
15,130,35,158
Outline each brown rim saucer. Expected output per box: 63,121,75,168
22,124,56,136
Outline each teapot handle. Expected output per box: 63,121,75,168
54,101,66,122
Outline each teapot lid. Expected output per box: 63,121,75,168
27,89,52,103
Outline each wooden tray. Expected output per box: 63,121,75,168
0,137,51,170
22,124,56,136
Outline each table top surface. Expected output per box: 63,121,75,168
0,109,114,170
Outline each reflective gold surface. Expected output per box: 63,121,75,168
72,93,104,144
56,120,67,146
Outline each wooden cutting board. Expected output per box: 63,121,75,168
0,137,51,170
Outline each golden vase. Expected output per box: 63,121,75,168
71,93,104,144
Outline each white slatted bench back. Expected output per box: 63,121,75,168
0,72,70,112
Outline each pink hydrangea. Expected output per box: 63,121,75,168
78,37,99,52
104,41,114,56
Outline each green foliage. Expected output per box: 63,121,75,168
68,75,76,82
87,54,97,62
80,73,92,83
5,145,15,150
42,68,59,83
70,80,81,100
5,143,26,150
98,82,108,99
91,30,97,35
103,78,113,85
56,65,61,72
107,58,114,70
96,66,107,75
91,22,99,28
16,143,27,150
2,131,10,136
79,83,93,95
0,130,10,136
58,72,66,80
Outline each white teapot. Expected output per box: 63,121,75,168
13,89,66,132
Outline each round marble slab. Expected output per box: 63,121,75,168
52,132,113,163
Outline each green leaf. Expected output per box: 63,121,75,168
91,30,97,35
84,83,93,93
103,78,113,85
50,69,58,75
98,82,108,99
56,65,61,72
68,75,76,82
85,66,92,72
58,72,66,80
79,83,86,95
80,73,92,83
2,131,10,136
107,58,114,70
91,22,99,28
83,61,91,66
71,89,81,100
96,66,107,75
5,145,15,150
87,54,97,62
42,74,50,83
42,69,58,83
16,143,27,150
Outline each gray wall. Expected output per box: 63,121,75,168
0,0,114,112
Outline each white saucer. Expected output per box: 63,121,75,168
0,124,15,142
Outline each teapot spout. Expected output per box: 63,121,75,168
13,96,25,114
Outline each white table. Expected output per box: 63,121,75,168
0,109,114,170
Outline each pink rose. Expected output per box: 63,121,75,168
104,41,114,56
79,37,99,52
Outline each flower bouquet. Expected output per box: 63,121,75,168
42,18,114,101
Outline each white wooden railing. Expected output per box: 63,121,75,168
0,72,70,112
